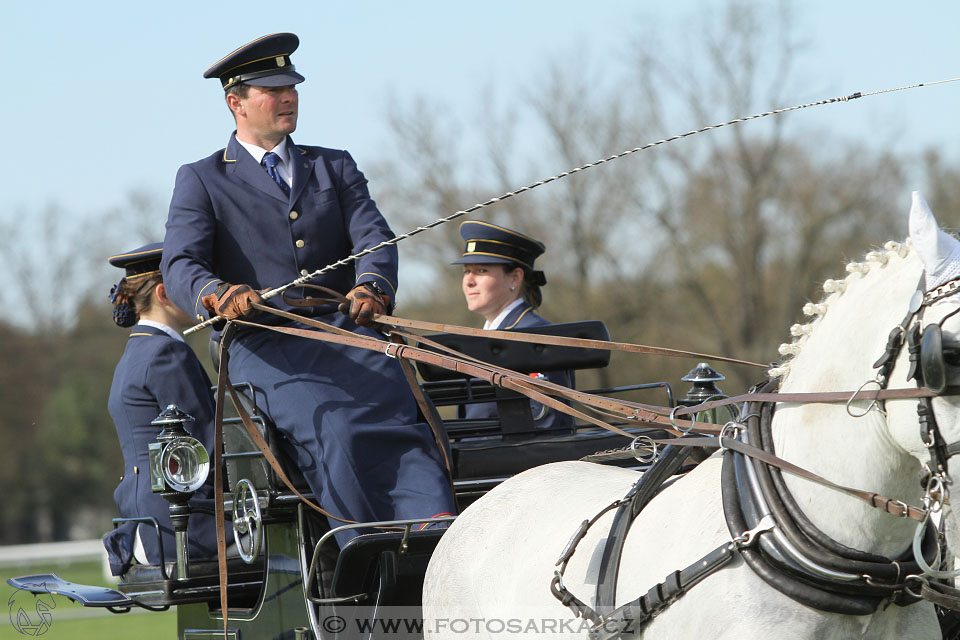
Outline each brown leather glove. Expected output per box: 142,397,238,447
339,282,391,327
201,283,263,320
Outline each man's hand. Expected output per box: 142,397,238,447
339,282,391,327
201,283,263,320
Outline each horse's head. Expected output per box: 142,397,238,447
888,192,960,563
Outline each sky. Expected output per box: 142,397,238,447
2,0,960,322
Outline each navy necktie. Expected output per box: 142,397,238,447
262,152,291,197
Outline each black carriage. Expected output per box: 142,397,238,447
9,320,719,639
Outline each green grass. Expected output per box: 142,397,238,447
2,559,176,639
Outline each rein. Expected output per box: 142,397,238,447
203,278,960,636
239,291,956,437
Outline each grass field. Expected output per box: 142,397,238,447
2,559,177,639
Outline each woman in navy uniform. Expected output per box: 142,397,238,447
453,221,574,431
102,243,218,574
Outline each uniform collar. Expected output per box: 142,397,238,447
484,298,526,330
135,320,184,342
234,135,290,166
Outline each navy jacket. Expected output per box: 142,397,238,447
161,134,397,323
103,324,218,573
461,302,575,431
160,135,456,545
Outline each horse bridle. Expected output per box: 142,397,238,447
875,275,960,502
862,273,960,586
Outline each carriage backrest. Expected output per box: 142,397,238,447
414,320,610,381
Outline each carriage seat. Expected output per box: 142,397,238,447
417,321,610,440
415,321,677,509
328,529,446,606
416,320,611,381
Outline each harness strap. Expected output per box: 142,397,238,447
646,436,927,522
672,386,960,418
376,313,767,368
922,582,960,612
390,332,454,477
388,325,684,429
245,301,954,440
594,443,692,614
239,306,676,436
214,325,233,640
589,543,739,640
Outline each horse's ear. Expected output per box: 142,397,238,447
908,190,960,290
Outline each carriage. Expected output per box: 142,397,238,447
12,193,960,640
8,317,707,639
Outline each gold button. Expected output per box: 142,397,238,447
289,210,299,220
295,240,305,248
133,466,139,474
300,269,309,276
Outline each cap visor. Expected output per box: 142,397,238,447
245,70,305,87
451,255,516,266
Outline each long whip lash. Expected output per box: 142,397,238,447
185,77,960,335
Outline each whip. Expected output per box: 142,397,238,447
185,77,960,335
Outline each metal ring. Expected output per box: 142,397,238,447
718,421,742,450
669,406,697,434
924,475,945,513
629,435,658,464
903,574,928,599
845,379,883,418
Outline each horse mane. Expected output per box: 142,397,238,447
768,240,913,380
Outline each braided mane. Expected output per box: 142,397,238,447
769,240,912,380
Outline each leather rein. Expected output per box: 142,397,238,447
206,283,960,637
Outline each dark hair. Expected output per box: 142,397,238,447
505,264,547,309
225,82,252,118
110,274,161,327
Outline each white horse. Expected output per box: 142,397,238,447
423,192,960,639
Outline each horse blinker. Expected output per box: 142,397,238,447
920,324,948,394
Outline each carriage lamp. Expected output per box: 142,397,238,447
680,362,725,403
147,404,211,580
678,363,728,426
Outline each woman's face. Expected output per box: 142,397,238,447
462,263,523,321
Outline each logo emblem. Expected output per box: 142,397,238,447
276,56,286,67
8,585,56,636
466,242,476,253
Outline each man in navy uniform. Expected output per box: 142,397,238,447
161,33,455,544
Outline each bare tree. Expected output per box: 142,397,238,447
372,0,911,393
625,0,905,381
0,191,166,333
